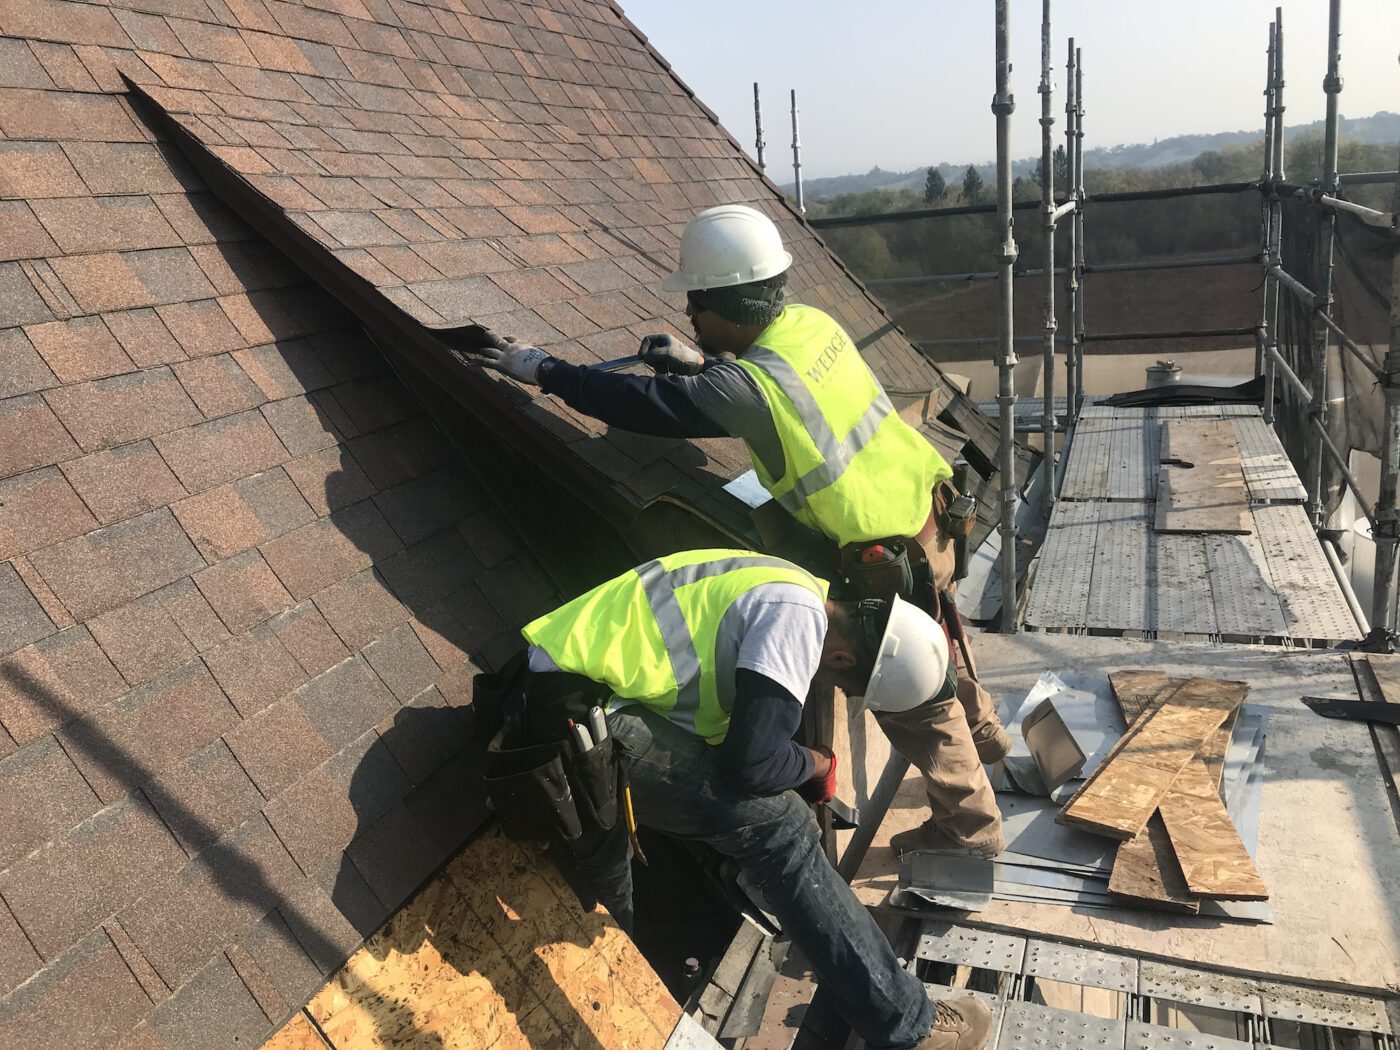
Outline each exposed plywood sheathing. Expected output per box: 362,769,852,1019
262,827,679,1050
1059,678,1245,840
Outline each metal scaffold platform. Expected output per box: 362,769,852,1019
1023,406,1363,645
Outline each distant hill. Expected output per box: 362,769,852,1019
786,111,1400,199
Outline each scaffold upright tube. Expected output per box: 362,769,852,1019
993,0,1018,632
1039,0,1056,513
1370,151,1400,632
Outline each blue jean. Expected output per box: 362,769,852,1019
571,706,935,1050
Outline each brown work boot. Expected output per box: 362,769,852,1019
891,819,1003,858
914,997,994,1049
970,719,1013,765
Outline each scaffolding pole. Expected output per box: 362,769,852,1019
1306,0,1342,527
1072,45,1086,418
993,0,1018,631
1063,39,1079,422
1264,9,1285,425
790,89,804,214
1371,151,1400,636
1256,21,1276,380
1039,0,1057,512
753,83,765,173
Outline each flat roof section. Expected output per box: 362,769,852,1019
849,633,1400,994
1024,407,1361,644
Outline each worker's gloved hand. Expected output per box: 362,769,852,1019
479,329,551,386
638,333,706,376
798,745,838,804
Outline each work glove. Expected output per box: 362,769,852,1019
479,329,551,387
638,333,706,376
798,745,838,805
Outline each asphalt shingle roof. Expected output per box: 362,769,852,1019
0,1,1013,1045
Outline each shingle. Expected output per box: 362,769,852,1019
410,274,519,322
407,586,506,672
153,576,229,654
125,247,219,305
345,800,442,910
47,252,152,313
0,625,123,745
0,38,52,89
321,373,417,436
0,561,54,658
192,548,294,635
260,499,401,600
0,0,131,49
56,660,237,803
145,739,264,856
0,466,97,562
0,393,79,479
101,308,185,368
223,693,331,800
266,600,347,677
0,200,59,262
28,507,204,622
0,792,185,961
259,393,342,456
122,813,303,989
0,930,153,1049
87,590,197,688
488,266,574,305
29,197,182,255
0,329,56,401
312,567,409,653
172,353,267,417
62,141,189,195
171,467,316,562
43,368,203,454
283,444,376,516
147,952,272,1050
235,339,335,399
203,620,306,717
457,506,518,569
0,88,143,142
23,317,135,385
59,440,188,526
363,623,442,705
155,299,247,359
0,734,101,872
292,653,397,750
219,288,342,346
374,462,483,545
0,893,42,997
0,142,83,198
375,682,467,785
0,261,52,326
378,527,483,611
262,730,407,874
154,409,289,492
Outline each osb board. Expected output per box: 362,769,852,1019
1361,653,1400,704
263,1013,331,1050
1059,679,1245,840
1106,673,1257,906
1155,420,1252,535
262,828,678,1050
852,635,1400,991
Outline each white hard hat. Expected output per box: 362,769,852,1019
661,204,794,292
860,596,956,714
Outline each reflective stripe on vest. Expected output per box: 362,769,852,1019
742,346,895,517
735,306,952,547
522,549,829,742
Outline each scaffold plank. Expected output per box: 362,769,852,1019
1153,532,1214,634
1234,417,1307,503
1060,419,1116,500
996,1001,1124,1048
1252,504,1362,641
1156,421,1252,534
1085,503,1154,632
1205,532,1288,637
1023,941,1138,993
1106,419,1157,500
1024,501,1100,630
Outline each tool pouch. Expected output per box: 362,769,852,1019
482,664,623,845
843,540,916,603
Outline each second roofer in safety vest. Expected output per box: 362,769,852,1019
493,549,993,1050
481,204,1007,858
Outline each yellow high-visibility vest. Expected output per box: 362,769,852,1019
522,549,828,744
735,306,952,547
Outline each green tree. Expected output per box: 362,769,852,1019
1031,145,1070,190
924,167,947,205
962,164,985,205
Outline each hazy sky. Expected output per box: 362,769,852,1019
621,1,1400,179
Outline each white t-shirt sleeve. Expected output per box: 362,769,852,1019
733,587,828,705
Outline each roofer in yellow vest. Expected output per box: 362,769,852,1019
508,549,993,1050
483,204,1007,858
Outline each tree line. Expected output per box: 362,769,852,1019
808,133,1396,280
